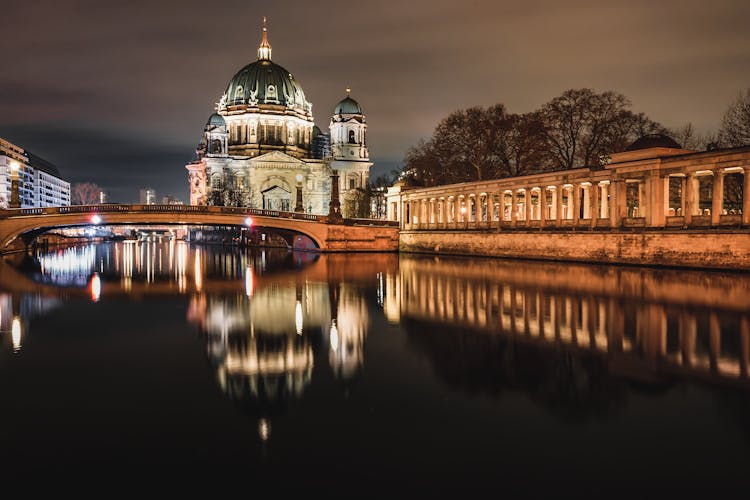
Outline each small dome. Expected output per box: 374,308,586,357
206,113,226,128
334,96,362,115
626,134,682,151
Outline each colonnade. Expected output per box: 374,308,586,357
388,147,750,230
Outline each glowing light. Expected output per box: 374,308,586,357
89,273,101,302
330,319,339,352
244,217,254,227
90,214,102,225
11,317,21,352
245,266,254,297
295,300,303,335
258,418,270,442
9,161,19,172
194,250,203,292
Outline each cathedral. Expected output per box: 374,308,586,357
186,18,373,217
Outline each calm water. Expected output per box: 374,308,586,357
1,241,749,493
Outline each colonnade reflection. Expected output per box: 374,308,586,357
392,258,750,388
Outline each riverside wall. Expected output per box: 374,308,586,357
399,230,750,270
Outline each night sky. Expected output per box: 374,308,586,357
1,0,749,203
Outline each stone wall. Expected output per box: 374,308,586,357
399,230,750,270
326,225,399,252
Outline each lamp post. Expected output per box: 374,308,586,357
9,161,21,208
295,173,304,213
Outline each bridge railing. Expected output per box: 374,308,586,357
0,204,394,226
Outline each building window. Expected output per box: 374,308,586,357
348,130,356,144
349,178,355,189
234,85,244,100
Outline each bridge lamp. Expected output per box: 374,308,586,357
244,216,254,227
90,214,102,225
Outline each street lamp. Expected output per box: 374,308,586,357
294,173,304,213
9,161,20,208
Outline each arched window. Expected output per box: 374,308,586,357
234,85,244,100
348,130,356,144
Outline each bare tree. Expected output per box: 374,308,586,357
497,112,549,177
538,89,662,169
669,123,718,151
719,88,750,147
72,182,104,205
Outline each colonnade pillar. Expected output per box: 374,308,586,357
591,182,599,228
684,173,696,225
524,188,532,224
539,189,547,227
744,168,750,226
712,170,725,225
573,185,581,224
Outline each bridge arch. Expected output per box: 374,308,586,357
0,205,330,252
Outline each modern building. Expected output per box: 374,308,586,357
0,137,70,209
186,18,373,217
139,188,156,205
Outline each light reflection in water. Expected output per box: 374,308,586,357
4,243,750,448
89,273,101,302
11,316,21,352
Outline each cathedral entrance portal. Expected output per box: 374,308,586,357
262,185,292,211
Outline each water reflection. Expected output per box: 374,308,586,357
1,242,750,444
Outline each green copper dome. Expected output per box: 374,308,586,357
334,96,362,115
219,59,312,116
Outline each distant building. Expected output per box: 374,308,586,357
139,188,156,205
0,137,70,208
98,190,108,204
161,194,184,205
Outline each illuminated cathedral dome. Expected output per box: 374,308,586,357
217,18,312,117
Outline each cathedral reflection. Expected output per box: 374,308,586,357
186,258,370,441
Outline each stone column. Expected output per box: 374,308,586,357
523,188,531,224
511,192,518,227
712,170,725,225
539,188,547,228
556,185,565,223
600,182,609,219
610,179,625,228
591,182,599,228
684,173,695,225
328,169,343,223
649,174,667,227
743,168,750,226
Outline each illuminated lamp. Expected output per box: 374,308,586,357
91,214,102,225
244,216,254,226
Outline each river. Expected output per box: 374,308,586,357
0,241,748,493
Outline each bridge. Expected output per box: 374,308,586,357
0,204,399,253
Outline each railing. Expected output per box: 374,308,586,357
0,204,395,226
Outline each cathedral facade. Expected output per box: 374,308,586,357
186,19,372,217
